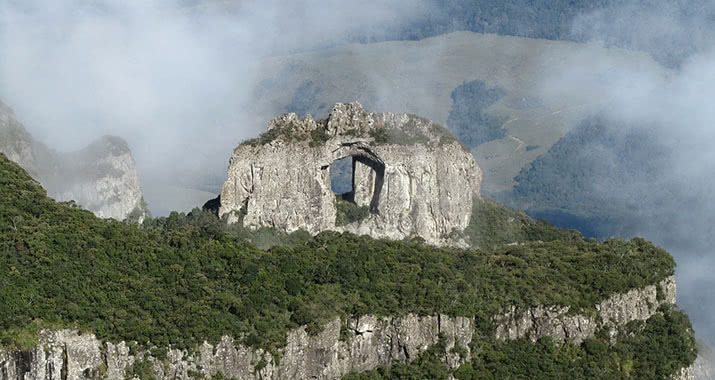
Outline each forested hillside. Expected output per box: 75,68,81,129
509,115,682,240
0,152,689,373
446,80,506,149
367,0,708,67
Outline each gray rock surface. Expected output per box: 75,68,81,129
494,276,677,344
0,100,147,221
0,277,691,380
219,102,481,245
0,315,473,380
673,365,696,380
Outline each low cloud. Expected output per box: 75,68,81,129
0,0,428,196
536,0,715,344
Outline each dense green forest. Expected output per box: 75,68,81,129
387,1,601,42
364,0,708,68
446,80,506,149
344,306,696,380
0,153,692,378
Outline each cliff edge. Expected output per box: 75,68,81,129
0,277,694,380
0,145,698,379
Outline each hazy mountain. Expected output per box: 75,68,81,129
0,100,147,221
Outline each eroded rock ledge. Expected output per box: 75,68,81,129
0,277,690,380
219,102,481,246
495,276,677,344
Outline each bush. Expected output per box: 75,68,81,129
335,197,371,226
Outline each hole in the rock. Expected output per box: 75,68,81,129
330,156,354,199
330,143,385,216
331,156,366,226
330,143,385,226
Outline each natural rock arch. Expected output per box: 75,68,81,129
331,142,385,214
219,102,482,246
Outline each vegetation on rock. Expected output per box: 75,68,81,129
344,306,696,380
371,115,459,146
335,196,370,226
0,153,677,356
241,108,458,148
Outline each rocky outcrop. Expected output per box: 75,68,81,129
0,101,147,221
673,365,696,380
0,330,103,380
0,277,689,380
0,315,473,380
219,102,481,245
494,276,677,344
45,136,147,221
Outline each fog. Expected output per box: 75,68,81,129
539,1,715,345
0,0,429,213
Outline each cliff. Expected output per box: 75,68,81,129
494,276,677,344
0,278,693,380
219,102,481,245
0,114,698,379
0,101,147,221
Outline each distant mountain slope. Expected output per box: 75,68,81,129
395,0,712,68
245,31,664,194
0,100,147,221
510,115,675,238
508,112,714,252
188,0,712,67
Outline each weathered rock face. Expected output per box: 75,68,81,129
0,315,473,380
0,276,692,380
0,101,147,221
673,365,696,380
219,102,481,245
46,136,147,221
0,102,36,174
494,276,677,344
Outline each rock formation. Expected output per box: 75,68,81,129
494,276,677,344
0,101,147,221
0,276,696,380
219,102,481,245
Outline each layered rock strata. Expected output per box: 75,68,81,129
0,277,692,380
219,102,481,245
